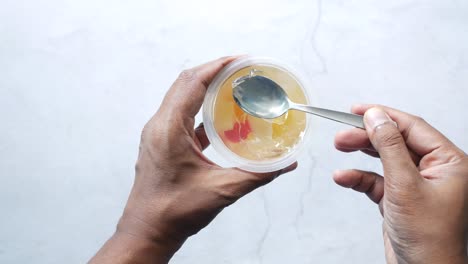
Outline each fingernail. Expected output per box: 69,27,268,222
364,108,397,130
333,169,345,176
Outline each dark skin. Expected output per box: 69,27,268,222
90,57,468,264
335,105,468,264
90,56,297,264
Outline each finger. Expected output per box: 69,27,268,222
194,123,210,151
360,149,380,158
160,56,239,119
352,104,457,159
334,128,380,158
364,107,421,187
335,128,376,155
333,169,384,204
335,128,421,163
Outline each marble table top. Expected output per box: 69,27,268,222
1,0,467,263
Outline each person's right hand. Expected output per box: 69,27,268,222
333,105,468,264
89,57,297,264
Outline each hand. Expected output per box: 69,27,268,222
334,105,468,264
90,57,297,264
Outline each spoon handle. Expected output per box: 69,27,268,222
290,104,365,129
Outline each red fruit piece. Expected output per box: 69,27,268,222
224,122,241,143
224,120,252,143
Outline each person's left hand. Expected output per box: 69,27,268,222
90,56,297,263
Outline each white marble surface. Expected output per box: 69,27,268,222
1,0,467,263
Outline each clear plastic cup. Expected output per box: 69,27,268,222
203,56,314,173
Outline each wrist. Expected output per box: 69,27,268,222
116,211,186,257
90,231,178,264
90,196,188,264
90,212,185,264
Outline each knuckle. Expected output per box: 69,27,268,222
140,122,152,143
212,183,243,205
141,122,166,148
134,159,144,176
413,115,424,122
412,115,426,126
178,69,197,83
140,113,184,149
215,189,239,204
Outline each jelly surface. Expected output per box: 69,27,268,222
213,65,307,161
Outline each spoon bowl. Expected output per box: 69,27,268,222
233,75,290,119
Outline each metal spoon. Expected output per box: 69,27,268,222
232,74,364,129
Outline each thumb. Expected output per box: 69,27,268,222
364,107,420,187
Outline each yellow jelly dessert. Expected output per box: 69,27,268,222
213,65,307,160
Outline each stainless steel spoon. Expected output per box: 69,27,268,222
232,74,364,129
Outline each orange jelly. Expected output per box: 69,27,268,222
213,65,307,160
